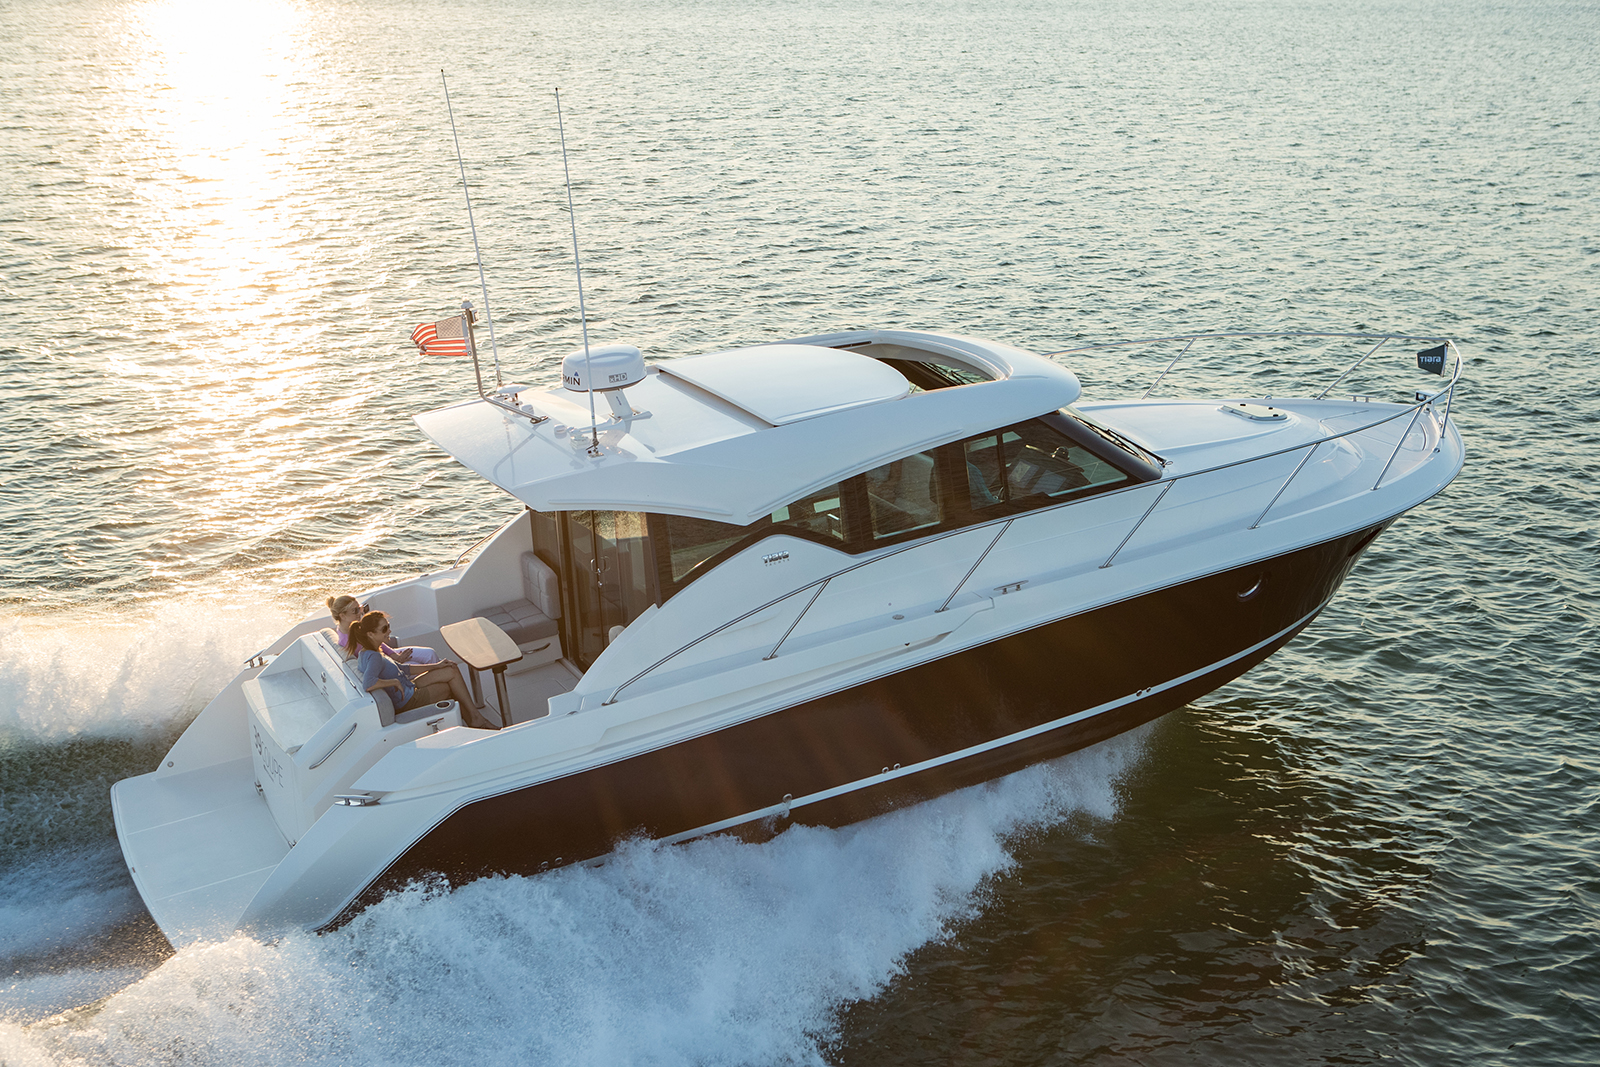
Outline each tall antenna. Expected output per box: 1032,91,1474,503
440,70,502,389
555,88,601,456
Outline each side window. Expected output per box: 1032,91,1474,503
659,483,847,586
662,515,745,584
769,484,846,543
864,451,942,540
964,420,1130,511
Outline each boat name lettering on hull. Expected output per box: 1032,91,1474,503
762,551,790,565
253,725,285,787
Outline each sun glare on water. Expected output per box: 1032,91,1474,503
94,0,387,586
126,0,312,325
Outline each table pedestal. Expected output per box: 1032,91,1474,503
439,617,524,728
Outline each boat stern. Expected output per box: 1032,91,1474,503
111,757,291,948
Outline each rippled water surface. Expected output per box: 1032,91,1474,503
2,0,1597,1064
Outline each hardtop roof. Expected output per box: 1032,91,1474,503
414,329,1082,523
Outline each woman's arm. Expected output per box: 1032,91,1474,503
359,651,405,693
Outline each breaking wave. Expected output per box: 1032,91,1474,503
0,597,302,744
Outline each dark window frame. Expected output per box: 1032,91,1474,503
951,413,1151,522
635,410,1162,602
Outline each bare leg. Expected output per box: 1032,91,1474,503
417,662,493,727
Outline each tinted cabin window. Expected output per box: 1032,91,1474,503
528,507,561,570
661,482,846,585
963,419,1131,512
864,450,942,540
661,515,745,585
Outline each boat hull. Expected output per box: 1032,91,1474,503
332,521,1387,925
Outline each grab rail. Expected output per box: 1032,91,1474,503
453,527,501,568
308,722,358,770
602,520,1024,706
1099,365,1460,568
599,334,1462,707
763,579,831,661
754,515,1015,666
1046,330,1457,402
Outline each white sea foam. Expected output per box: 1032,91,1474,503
0,727,1148,1066
0,597,301,743
0,968,150,1028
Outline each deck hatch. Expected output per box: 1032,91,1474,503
658,345,911,425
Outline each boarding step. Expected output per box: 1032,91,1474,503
111,756,290,947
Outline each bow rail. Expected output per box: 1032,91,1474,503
595,332,1463,709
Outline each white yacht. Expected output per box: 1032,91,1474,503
112,327,1464,946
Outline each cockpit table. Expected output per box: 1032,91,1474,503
439,617,524,728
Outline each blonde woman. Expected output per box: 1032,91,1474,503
326,594,438,663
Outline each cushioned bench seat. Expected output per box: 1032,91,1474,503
483,599,560,645
483,552,562,650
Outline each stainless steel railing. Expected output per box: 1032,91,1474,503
602,523,1002,706
598,334,1462,708
1052,331,1463,566
452,526,501,568
1096,382,1455,568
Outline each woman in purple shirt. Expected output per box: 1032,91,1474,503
327,594,439,664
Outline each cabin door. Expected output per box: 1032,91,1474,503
561,510,654,672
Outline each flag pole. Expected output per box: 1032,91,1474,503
441,70,502,390
555,88,601,457
461,301,483,396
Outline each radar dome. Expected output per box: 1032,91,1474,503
562,344,646,393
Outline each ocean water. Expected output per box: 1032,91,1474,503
2,0,1597,1063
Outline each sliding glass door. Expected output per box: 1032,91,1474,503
561,511,655,671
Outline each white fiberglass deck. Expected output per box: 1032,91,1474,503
111,757,290,946
108,328,1464,947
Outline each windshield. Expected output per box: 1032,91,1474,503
1056,408,1164,471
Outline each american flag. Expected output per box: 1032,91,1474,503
411,312,473,357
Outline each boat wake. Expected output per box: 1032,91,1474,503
0,844,143,963
0,719,1152,1066
0,597,302,744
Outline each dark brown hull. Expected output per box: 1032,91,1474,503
332,522,1385,925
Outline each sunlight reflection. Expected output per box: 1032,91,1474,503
129,0,309,323
116,0,328,561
